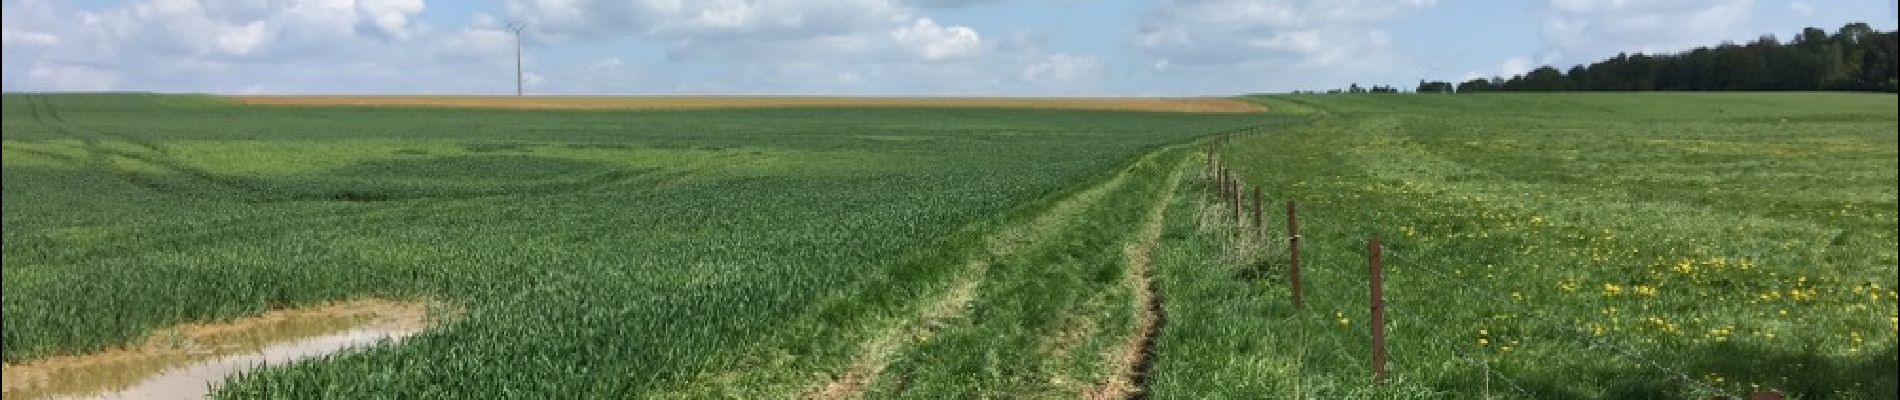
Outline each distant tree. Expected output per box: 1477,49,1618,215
1456,78,1493,93
1416,80,1454,93
1840,22,1877,44
1861,31,1900,91
1499,74,1526,91
1523,66,1568,91
1566,65,1591,90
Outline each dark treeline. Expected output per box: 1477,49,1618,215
1293,83,1401,94
1414,22,1898,93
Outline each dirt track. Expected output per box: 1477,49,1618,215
229,95,1267,113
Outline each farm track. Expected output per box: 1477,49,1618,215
806,146,1161,399
1082,149,1187,400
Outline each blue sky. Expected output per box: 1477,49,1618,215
3,0,1895,95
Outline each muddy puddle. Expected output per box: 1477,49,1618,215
3,299,439,399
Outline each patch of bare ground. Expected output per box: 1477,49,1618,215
228,95,1266,113
1,299,448,399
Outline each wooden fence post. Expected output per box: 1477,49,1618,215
1232,182,1243,234
1286,200,1302,308
1207,142,1216,178
1251,187,1263,237
1220,169,1230,199
1369,236,1387,386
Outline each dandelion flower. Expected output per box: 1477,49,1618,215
1602,283,1625,296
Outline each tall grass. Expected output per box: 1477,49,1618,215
1151,93,1897,398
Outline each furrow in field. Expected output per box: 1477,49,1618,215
806,148,1149,400
1083,149,1187,400
27,95,231,195
23,94,680,204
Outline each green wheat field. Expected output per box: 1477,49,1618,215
2,92,1894,398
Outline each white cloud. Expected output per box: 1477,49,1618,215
1020,53,1098,82
0,0,1110,95
1787,1,1813,16
1134,1,1432,69
2,0,521,93
28,62,117,91
892,18,981,61
499,0,1033,93
1498,56,1533,77
1131,0,1439,92
502,0,993,65
1,29,60,46
1540,0,1754,63
214,20,268,55
357,0,427,40
504,0,910,44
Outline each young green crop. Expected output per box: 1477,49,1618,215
13,92,1884,398
1,93,1270,398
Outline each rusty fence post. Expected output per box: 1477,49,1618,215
1214,168,1223,198
1369,236,1387,386
1286,200,1302,308
1207,142,1217,179
1220,169,1229,199
1251,187,1263,237
1232,182,1243,235
1231,176,1239,209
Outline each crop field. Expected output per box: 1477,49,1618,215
229,95,1267,113
1156,93,1897,398
2,92,1894,399
0,93,1273,398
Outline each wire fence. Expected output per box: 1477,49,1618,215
1196,135,1763,399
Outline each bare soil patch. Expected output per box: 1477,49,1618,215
2,299,442,399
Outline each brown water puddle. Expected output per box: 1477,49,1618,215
2,299,439,399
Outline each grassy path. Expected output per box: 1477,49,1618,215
805,143,1153,399
1084,145,1190,399
792,140,1220,398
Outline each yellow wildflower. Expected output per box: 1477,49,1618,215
1602,283,1625,296
1633,285,1658,296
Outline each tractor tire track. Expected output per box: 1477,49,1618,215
34,94,168,154
806,147,1157,400
1083,151,1188,400
23,94,675,204
27,94,213,193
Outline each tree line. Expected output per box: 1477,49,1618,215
1301,22,1892,94
1415,23,1898,93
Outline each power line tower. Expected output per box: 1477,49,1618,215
507,21,527,97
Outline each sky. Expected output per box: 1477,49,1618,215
2,0,1895,95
